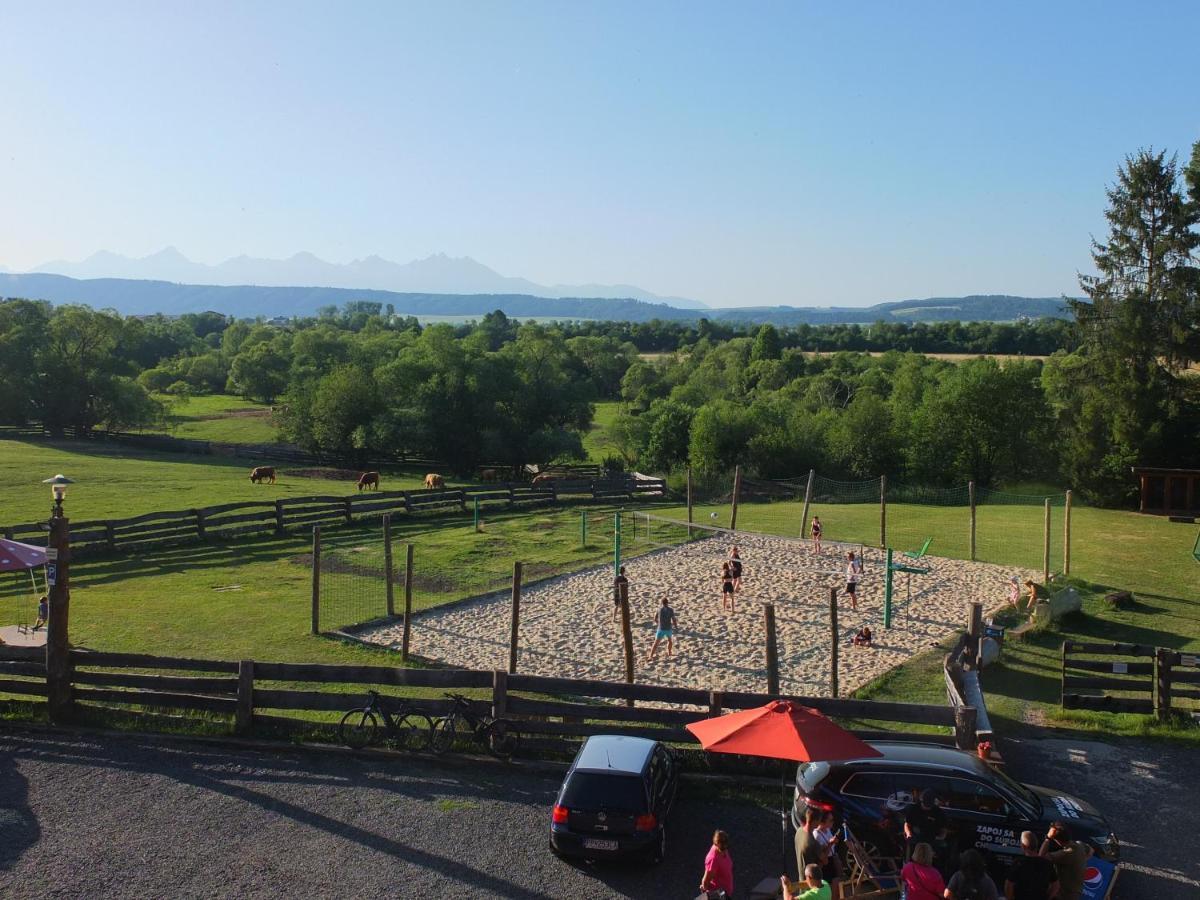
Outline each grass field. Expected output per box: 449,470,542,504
154,393,280,444
0,436,429,525
581,400,621,463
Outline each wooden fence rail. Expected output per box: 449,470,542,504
0,647,975,752
1061,641,1159,716
0,476,667,559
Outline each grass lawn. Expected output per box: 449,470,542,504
0,436,432,525
152,393,280,444
582,400,621,464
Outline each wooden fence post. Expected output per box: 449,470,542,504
763,602,779,696
194,508,207,540
708,690,724,717
1156,648,1173,719
1043,498,1051,583
236,659,255,735
383,515,395,617
829,586,839,698
619,578,635,706
492,668,509,719
800,469,815,538
275,499,287,535
1064,490,1073,576
342,498,353,524
967,601,983,668
105,521,116,553
954,705,978,751
310,526,322,634
686,466,694,536
46,512,73,724
968,481,976,562
509,561,522,675
401,543,414,661
879,475,887,548
729,465,742,531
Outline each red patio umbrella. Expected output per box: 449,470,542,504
687,699,882,871
0,539,47,572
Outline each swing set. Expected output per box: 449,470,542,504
0,538,49,643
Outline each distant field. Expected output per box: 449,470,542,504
804,351,1049,363
152,393,280,443
581,400,622,463
0,436,429,525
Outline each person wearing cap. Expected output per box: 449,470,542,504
1040,822,1089,900
903,789,947,865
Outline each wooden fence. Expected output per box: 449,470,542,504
1061,641,1200,718
0,476,667,558
0,646,977,753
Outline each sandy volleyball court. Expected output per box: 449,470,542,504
358,533,1035,697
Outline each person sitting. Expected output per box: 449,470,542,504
1023,579,1048,606
851,625,873,647
781,864,831,900
33,595,49,631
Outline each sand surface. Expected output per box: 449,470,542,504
358,534,1035,697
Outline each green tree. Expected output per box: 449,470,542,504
750,323,782,361
229,342,291,403
640,399,695,473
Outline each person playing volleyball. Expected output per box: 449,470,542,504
720,561,736,613
810,515,823,555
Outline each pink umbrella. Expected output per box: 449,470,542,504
0,539,47,572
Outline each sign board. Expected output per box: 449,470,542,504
1111,662,1127,674
1080,854,1119,899
45,548,59,560
46,562,57,586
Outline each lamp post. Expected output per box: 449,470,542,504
42,474,74,723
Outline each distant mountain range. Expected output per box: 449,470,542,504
0,272,1072,325
28,248,709,310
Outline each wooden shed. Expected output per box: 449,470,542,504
1132,467,1200,516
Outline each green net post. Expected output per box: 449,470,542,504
473,497,480,533
613,511,622,576
884,548,893,629
580,510,587,548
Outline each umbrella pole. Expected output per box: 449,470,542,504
780,761,789,874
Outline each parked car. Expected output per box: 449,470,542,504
792,742,1118,876
550,735,678,863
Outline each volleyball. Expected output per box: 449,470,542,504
710,512,717,519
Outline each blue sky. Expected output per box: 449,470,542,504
2,1,1197,307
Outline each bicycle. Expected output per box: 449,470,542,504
431,692,518,759
339,690,435,752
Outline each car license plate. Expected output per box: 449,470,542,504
583,838,618,851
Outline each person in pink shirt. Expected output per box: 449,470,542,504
699,829,733,897
900,842,945,900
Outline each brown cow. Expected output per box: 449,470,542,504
479,468,497,482
356,471,380,491
249,466,276,484
424,473,444,490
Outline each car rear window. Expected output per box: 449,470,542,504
796,761,830,794
562,773,646,811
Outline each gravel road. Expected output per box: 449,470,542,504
0,729,778,899
1,728,1193,898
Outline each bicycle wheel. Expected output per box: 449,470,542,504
431,712,469,755
484,719,518,759
339,708,381,749
394,712,435,753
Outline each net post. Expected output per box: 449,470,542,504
800,469,814,538
619,579,634,706
613,512,622,575
763,602,779,696
1043,498,1051,583
879,474,887,548
580,509,587,548
508,561,522,675
686,466,694,537
729,465,741,531
1064,489,1072,576
401,543,414,661
968,481,976,562
829,587,839,698
473,497,480,533
310,526,321,635
883,548,893,629
383,514,395,617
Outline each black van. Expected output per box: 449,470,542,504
550,735,678,863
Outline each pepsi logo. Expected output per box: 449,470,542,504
1083,866,1103,888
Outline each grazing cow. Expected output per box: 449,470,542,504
479,468,497,482
424,473,444,490
356,471,380,491
249,466,276,484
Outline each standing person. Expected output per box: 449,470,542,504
844,551,861,611
1039,822,1089,900
945,849,1000,900
1007,576,1022,608
719,562,735,613
903,790,947,863
611,566,628,625
794,807,825,878
33,595,48,631
728,545,743,591
813,810,843,885
645,596,678,661
900,842,945,900
699,829,734,898
1004,831,1059,899
810,515,823,555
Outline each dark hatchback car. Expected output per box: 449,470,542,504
792,742,1118,873
550,735,678,863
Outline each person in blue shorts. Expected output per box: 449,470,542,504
645,596,678,661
